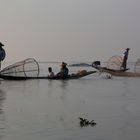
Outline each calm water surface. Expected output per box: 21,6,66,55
0,65,140,140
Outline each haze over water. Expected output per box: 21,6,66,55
1,1,140,139
0,63,140,140
1,0,140,62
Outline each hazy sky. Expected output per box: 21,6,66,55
1,0,140,63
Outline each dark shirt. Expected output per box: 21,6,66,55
61,67,69,77
0,47,6,61
57,66,69,78
124,50,129,59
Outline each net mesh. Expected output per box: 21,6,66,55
134,58,140,74
0,58,39,77
107,55,123,70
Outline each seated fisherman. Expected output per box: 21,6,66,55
57,62,69,78
48,67,55,77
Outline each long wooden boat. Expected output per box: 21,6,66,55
92,64,140,77
0,70,96,80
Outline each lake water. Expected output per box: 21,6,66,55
0,63,140,140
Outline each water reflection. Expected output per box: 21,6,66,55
0,89,6,139
46,80,69,127
60,80,69,101
120,78,137,136
58,81,69,126
47,80,69,100
60,80,68,88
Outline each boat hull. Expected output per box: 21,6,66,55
0,71,96,80
92,65,140,77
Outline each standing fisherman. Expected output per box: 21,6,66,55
121,48,130,70
0,42,6,70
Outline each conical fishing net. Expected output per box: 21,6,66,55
134,58,140,74
0,58,39,77
107,55,123,70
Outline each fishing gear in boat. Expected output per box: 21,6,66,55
0,58,40,78
106,55,123,70
134,58,140,74
0,58,96,80
92,57,140,77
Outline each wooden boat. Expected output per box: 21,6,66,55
92,61,140,77
0,70,96,80
0,58,97,80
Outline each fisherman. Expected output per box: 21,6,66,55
0,42,6,70
57,62,69,78
121,48,130,70
48,67,55,78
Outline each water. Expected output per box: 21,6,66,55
0,63,140,140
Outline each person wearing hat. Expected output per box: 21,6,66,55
121,48,130,70
0,42,6,69
57,62,69,78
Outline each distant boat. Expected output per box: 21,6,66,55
92,56,140,77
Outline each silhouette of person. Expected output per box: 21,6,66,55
48,67,55,77
57,62,69,78
121,48,130,70
0,42,6,70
